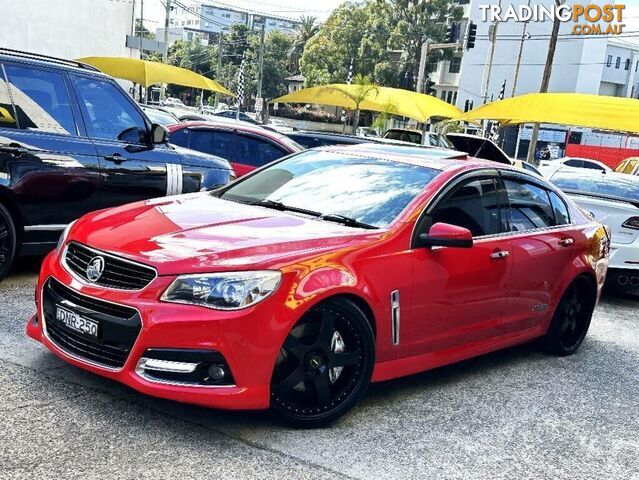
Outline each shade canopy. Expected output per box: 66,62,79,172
271,84,462,122
456,93,639,134
77,56,232,95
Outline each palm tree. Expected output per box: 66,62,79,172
289,16,319,73
326,74,379,134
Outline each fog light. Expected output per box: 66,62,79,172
208,364,226,382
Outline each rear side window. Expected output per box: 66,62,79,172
504,179,555,231
431,178,503,237
614,160,627,173
4,64,76,135
237,135,286,167
625,160,638,174
289,134,319,148
189,130,234,159
564,159,582,168
549,191,570,225
72,76,146,142
0,67,17,129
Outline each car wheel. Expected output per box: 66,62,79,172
0,204,17,282
270,299,375,428
542,276,596,356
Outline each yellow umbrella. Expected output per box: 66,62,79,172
455,93,639,134
77,56,232,95
271,84,461,123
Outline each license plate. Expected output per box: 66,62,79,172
55,306,99,338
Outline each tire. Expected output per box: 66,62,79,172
0,203,17,282
541,276,596,356
270,298,375,428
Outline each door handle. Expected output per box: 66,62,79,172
558,238,574,247
104,154,127,163
490,250,509,260
0,144,29,156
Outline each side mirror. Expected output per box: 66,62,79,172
150,123,169,144
419,222,473,248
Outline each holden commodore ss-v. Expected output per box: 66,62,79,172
27,144,610,427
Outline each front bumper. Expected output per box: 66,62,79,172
26,251,299,410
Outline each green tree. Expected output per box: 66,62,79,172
326,74,378,133
288,16,320,73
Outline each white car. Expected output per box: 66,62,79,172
539,156,610,178
549,167,639,291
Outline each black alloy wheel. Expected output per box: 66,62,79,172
0,204,17,282
542,276,596,355
270,299,375,428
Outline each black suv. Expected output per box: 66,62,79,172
0,49,234,279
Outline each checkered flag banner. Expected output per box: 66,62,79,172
341,58,354,122
236,55,245,110
489,79,506,141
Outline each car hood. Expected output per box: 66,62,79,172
170,143,232,171
73,193,364,275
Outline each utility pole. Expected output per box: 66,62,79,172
139,0,144,103
511,0,531,97
214,30,224,109
416,36,432,94
161,0,171,103
527,0,563,164
481,0,501,105
256,19,266,121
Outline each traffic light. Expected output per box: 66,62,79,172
425,77,436,96
446,23,456,44
466,22,477,50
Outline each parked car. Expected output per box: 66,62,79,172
539,156,611,177
28,143,608,427
356,127,379,137
383,128,454,149
0,48,234,280
168,121,303,176
163,97,186,108
139,104,180,126
549,167,638,293
445,133,542,175
267,118,294,133
213,109,261,125
286,131,374,148
614,157,639,176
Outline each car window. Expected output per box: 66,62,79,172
4,64,76,135
143,107,178,126
189,129,234,159
564,159,582,168
237,135,286,167
625,160,638,174
549,191,570,225
614,160,627,173
72,76,146,142
288,134,318,149
581,161,604,170
431,178,503,237
503,179,555,231
220,150,439,228
0,68,18,129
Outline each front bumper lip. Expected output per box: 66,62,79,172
26,252,295,410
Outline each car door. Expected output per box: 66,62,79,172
0,61,100,250
185,126,237,168
407,173,512,355
500,174,576,333
70,74,182,209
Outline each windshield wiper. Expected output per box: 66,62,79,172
252,199,323,217
320,213,379,230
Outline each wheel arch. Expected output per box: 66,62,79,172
0,187,23,241
306,292,377,339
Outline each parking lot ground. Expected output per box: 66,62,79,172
1,260,638,480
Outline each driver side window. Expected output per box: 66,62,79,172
431,178,503,237
72,76,146,143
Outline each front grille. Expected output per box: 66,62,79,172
42,278,141,369
64,242,156,290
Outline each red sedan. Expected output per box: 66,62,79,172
27,144,609,427
167,121,302,177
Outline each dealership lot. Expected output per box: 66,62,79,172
0,260,637,480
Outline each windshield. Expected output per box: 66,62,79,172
219,150,439,228
551,170,639,202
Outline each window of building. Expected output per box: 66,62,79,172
452,91,458,105
607,55,612,67
4,64,76,136
449,57,461,74
446,91,453,103
616,56,621,68
440,90,446,100
636,61,638,72
625,58,631,70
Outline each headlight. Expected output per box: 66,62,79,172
56,221,75,254
161,271,282,310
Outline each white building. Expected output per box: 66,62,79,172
0,0,139,60
430,0,638,109
156,1,300,46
